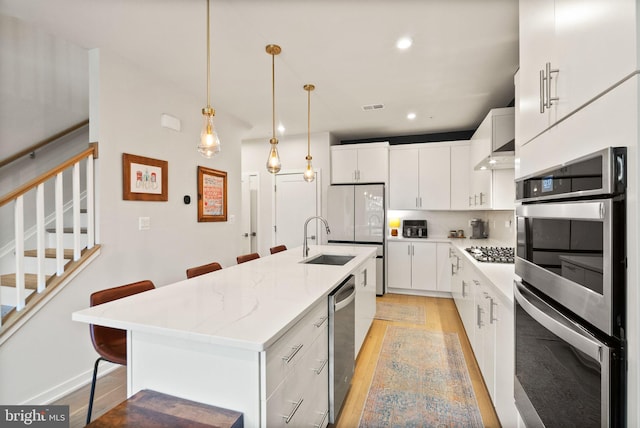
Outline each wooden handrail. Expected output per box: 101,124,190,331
0,143,98,208
0,119,89,169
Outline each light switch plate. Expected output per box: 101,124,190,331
139,217,151,230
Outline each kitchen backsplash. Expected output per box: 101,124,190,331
387,209,516,244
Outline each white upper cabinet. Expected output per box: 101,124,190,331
518,0,637,146
450,144,471,210
330,142,389,184
469,108,514,210
389,142,470,210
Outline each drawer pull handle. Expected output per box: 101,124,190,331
285,397,304,424
282,344,304,363
314,316,328,328
314,358,328,375
314,409,329,428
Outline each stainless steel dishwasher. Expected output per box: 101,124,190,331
328,274,356,423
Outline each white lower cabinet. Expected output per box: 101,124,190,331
355,257,376,358
450,245,517,426
387,241,436,291
265,300,329,427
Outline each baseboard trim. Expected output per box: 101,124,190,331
22,361,119,405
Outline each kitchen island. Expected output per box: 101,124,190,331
73,245,377,427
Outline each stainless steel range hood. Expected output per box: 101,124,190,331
474,138,515,170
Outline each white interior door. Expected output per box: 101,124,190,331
274,172,319,250
241,173,259,254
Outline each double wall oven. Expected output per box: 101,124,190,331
514,147,627,427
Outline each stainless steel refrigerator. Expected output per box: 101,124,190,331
327,183,385,295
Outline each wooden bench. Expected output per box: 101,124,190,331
87,389,243,428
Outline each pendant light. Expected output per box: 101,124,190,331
303,84,315,182
197,0,221,158
265,44,282,174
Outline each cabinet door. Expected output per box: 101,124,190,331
554,0,636,121
418,146,450,210
518,0,555,145
492,169,515,210
357,146,389,183
470,170,492,209
387,241,412,289
494,295,518,427
436,243,452,292
331,147,357,184
450,144,471,210
410,242,437,291
355,258,377,358
389,149,419,209
476,281,496,400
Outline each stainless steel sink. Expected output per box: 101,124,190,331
301,254,355,266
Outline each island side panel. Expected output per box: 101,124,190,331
128,331,262,426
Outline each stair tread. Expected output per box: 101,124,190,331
45,227,88,234
0,273,52,289
24,248,75,258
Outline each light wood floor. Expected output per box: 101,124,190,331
54,294,499,428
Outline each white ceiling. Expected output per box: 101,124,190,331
0,0,519,143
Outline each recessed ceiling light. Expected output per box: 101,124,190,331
489,159,497,164
396,37,413,50
277,123,285,134
407,112,416,120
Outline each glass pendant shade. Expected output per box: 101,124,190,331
198,108,221,158
266,138,281,173
303,156,315,182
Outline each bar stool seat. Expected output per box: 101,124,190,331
269,245,287,254
236,253,260,264
87,280,155,425
186,261,223,279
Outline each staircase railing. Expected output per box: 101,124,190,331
0,143,99,329
0,119,90,169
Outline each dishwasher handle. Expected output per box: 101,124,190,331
334,284,356,311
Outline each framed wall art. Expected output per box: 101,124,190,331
122,153,168,201
198,166,227,222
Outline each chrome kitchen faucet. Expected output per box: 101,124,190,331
303,216,330,257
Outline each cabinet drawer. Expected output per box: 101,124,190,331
266,300,328,398
267,325,328,427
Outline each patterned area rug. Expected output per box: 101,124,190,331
359,326,483,427
374,301,426,324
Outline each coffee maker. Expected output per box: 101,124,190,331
470,219,487,239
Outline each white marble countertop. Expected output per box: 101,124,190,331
72,245,376,352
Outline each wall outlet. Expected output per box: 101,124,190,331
139,217,151,230
505,220,512,228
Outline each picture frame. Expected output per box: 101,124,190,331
198,166,227,222
122,153,168,201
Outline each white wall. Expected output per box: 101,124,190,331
0,48,249,405
386,209,515,243
241,132,334,256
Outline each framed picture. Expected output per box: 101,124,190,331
122,153,168,201
198,166,227,222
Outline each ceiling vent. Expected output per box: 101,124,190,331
362,104,384,111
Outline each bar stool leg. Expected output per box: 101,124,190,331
87,357,105,425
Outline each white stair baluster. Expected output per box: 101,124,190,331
36,183,46,292
73,161,81,261
14,196,26,310
86,154,95,249
55,172,64,276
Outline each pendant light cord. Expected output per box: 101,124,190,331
206,0,210,108
271,52,275,140
307,87,311,157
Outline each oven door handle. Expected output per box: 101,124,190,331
514,280,603,362
516,200,607,221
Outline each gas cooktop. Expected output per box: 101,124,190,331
465,246,515,264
